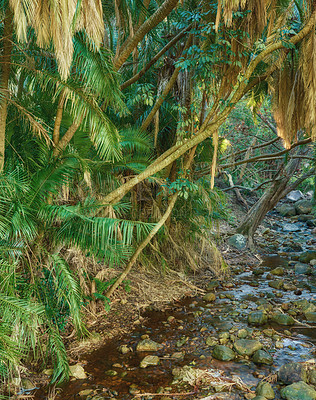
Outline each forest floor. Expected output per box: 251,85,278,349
55,195,260,365
29,191,316,400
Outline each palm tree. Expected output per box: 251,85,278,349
0,0,107,171
0,147,157,385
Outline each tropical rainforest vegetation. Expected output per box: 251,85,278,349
0,0,315,392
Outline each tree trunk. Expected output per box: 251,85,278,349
53,116,83,157
99,17,315,206
105,192,179,297
120,25,191,90
0,9,13,172
114,0,179,70
236,155,310,246
53,90,66,146
140,35,193,132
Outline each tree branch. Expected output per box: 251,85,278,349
220,138,312,169
100,13,316,205
120,25,192,90
141,35,193,131
114,0,179,70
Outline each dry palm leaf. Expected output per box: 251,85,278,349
9,0,104,80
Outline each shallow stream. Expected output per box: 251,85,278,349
44,210,316,399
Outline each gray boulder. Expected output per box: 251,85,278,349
277,204,296,217
271,267,285,276
299,251,316,264
295,200,313,215
233,339,263,356
269,280,284,289
207,280,220,291
136,339,163,352
256,381,275,399
298,214,315,222
248,311,268,326
280,381,316,400
295,263,311,275
69,364,87,379
140,355,159,368
228,234,247,250
203,292,216,302
252,349,273,365
282,223,300,232
212,345,235,361
278,362,307,384
286,190,304,202
272,313,295,326
305,312,316,323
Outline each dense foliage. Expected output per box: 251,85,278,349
0,0,315,390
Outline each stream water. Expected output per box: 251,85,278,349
42,209,316,400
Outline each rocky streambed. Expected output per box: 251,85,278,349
38,197,316,400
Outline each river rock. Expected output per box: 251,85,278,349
207,280,220,290
295,263,311,275
272,313,295,326
256,381,275,399
248,311,268,325
282,223,300,232
233,339,262,356
217,321,234,331
78,389,94,396
252,349,273,365
268,280,284,289
140,355,160,368
298,214,315,222
293,299,312,311
253,397,269,400
206,337,218,346
136,339,163,352
305,312,316,323
307,219,316,227
285,242,304,252
106,369,118,376
277,204,297,217
171,351,185,360
284,283,297,291
301,302,316,313
299,251,316,264
228,234,247,250
69,364,87,379
253,268,265,276
119,344,132,354
278,362,307,384
280,381,316,400
203,292,216,302
287,190,304,202
271,267,285,276
212,345,236,361
295,200,313,215
309,370,316,385
237,328,248,338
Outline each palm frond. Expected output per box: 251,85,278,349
49,254,86,336
47,323,70,383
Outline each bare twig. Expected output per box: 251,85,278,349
135,391,196,397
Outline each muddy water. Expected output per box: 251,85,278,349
49,215,316,399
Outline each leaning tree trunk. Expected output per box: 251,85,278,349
113,0,179,70
236,154,309,247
